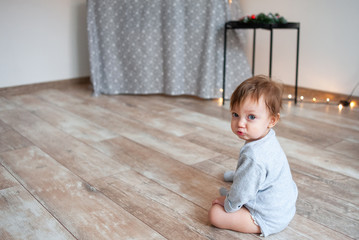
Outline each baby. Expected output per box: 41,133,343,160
208,75,298,237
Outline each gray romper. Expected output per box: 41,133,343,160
224,129,298,237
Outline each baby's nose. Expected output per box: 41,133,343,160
238,118,246,127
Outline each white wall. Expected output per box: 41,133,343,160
0,0,89,88
238,0,359,96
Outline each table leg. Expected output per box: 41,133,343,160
269,28,273,78
295,27,300,104
222,25,228,105
252,29,256,76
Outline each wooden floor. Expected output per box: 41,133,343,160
0,83,358,239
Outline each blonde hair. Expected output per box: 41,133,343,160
230,75,283,116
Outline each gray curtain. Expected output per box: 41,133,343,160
87,0,251,99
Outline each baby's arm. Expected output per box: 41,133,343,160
224,159,264,213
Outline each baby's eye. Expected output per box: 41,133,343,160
232,112,239,118
248,114,256,120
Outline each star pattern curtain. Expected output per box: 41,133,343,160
87,0,251,99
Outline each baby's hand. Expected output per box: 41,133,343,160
223,170,234,182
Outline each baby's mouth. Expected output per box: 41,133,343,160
237,131,245,136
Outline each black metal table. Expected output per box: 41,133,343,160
222,21,300,105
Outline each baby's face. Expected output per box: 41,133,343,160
230,96,277,142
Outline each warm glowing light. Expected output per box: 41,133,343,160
219,88,224,93
288,94,292,99
338,104,343,111
312,97,317,102
326,98,330,103
228,0,232,4
350,101,356,108
300,96,304,101
217,97,223,106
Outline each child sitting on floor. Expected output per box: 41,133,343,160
208,75,298,237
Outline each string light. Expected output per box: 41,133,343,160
312,97,317,102
350,101,356,108
217,97,223,106
338,104,343,111
219,88,224,93
300,96,304,101
326,98,330,103
288,94,292,99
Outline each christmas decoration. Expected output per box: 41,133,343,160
239,13,288,25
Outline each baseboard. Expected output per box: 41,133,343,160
0,77,91,97
283,84,359,103
1,78,357,104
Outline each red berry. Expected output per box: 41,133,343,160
251,14,256,19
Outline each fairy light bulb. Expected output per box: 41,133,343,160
338,104,343,111
300,96,304,101
217,97,223,106
288,94,292,99
350,101,355,108
326,98,330,103
312,97,317,102
219,88,224,93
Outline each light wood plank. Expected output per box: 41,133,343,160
94,170,257,239
182,129,242,160
0,109,129,181
291,161,359,205
169,108,232,134
192,156,237,184
0,164,18,190
285,103,359,131
91,136,223,209
279,136,359,179
0,165,75,240
325,139,359,159
119,124,220,165
0,185,76,240
27,90,220,165
276,114,350,148
64,89,229,134
146,94,232,121
10,94,117,142
285,214,353,240
35,89,174,128
0,119,11,134
0,129,33,153
296,186,359,239
0,97,17,111
0,147,164,239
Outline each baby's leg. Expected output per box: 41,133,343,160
208,204,261,234
223,170,235,182
219,187,228,196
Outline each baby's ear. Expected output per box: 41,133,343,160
268,113,280,128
